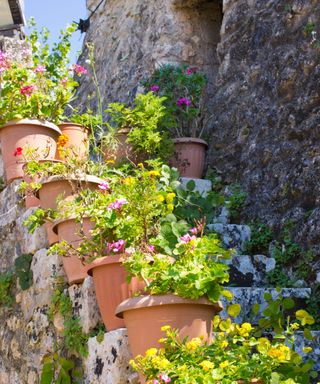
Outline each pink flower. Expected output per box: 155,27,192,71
20,85,35,97
180,233,196,244
153,380,160,384
14,147,23,156
150,85,160,92
186,67,198,75
190,227,198,235
148,245,155,253
34,65,46,74
73,64,87,75
177,97,191,107
158,373,171,383
21,48,32,58
98,181,110,191
0,51,10,74
107,239,126,254
108,198,128,210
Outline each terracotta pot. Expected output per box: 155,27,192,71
52,217,94,284
170,137,208,179
56,122,89,160
87,255,146,331
38,174,102,245
104,128,146,165
116,294,222,359
0,119,61,184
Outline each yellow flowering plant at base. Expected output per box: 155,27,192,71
130,305,317,384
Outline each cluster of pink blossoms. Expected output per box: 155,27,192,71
107,239,126,254
69,64,87,76
177,97,191,107
34,65,46,74
153,373,171,383
107,198,128,210
0,51,10,74
98,181,110,191
180,233,196,243
20,85,36,97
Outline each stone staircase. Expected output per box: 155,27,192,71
0,177,319,383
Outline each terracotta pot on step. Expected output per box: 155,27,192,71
52,217,94,284
38,174,102,245
87,255,146,331
56,122,89,160
0,119,61,184
170,137,208,179
104,127,146,165
116,294,222,361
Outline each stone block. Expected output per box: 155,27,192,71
294,331,320,371
225,254,276,287
69,277,102,333
211,206,230,224
0,180,24,227
220,287,311,324
207,223,251,251
16,208,48,254
84,329,136,384
179,177,212,196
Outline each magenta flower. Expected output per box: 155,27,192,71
108,198,128,210
34,65,46,74
107,239,126,254
158,373,171,383
180,233,196,244
152,380,160,384
150,85,160,93
148,245,155,253
186,67,198,75
20,85,35,97
73,64,87,75
177,97,191,107
98,181,110,191
190,227,198,235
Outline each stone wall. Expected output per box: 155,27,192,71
78,0,320,255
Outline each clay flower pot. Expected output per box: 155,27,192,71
52,217,94,284
38,174,102,245
116,294,222,359
56,122,89,160
87,255,146,331
0,119,61,184
170,137,208,179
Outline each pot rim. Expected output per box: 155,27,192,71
86,254,125,276
115,294,222,319
173,137,208,147
52,216,93,235
58,122,90,131
1,119,62,135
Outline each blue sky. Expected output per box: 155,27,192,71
24,0,87,63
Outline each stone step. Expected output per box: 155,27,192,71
179,177,212,196
0,180,23,227
220,287,311,324
224,254,275,287
207,223,251,252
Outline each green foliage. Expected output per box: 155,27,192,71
142,64,208,138
0,272,15,307
40,353,81,384
306,284,320,329
0,177,5,192
89,323,106,344
243,221,273,255
225,185,246,223
14,253,33,290
303,22,315,36
105,92,174,160
23,208,56,234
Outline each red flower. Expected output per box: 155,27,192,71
14,147,23,156
20,85,35,97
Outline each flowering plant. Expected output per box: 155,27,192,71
0,20,85,126
142,64,208,138
130,305,317,384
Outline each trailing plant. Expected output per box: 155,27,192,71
225,185,247,223
0,271,15,307
14,253,33,290
131,304,317,383
142,64,208,138
40,353,81,384
243,221,273,255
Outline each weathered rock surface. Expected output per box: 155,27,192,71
207,223,251,252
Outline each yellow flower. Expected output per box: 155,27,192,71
303,347,313,353
137,162,144,168
148,170,160,177
157,195,165,203
167,203,174,212
291,322,300,331
186,337,202,351
123,176,135,185
145,348,158,357
257,337,271,354
106,159,115,164
158,338,167,343
267,345,291,362
161,325,171,332
220,340,228,348
219,360,229,369
166,192,176,203
151,356,170,370
236,322,253,337
199,360,214,371
57,134,69,147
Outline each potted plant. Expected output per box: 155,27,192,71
0,21,86,183
103,92,173,164
129,305,316,384
116,230,232,362
142,64,210,178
